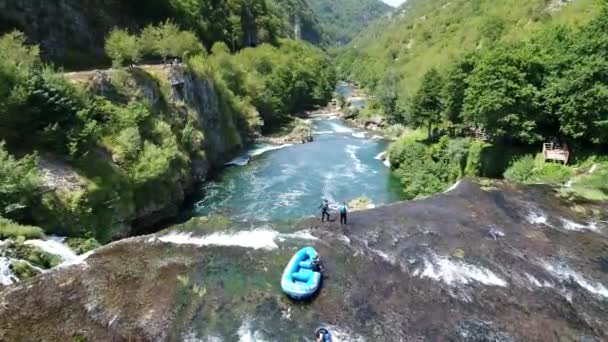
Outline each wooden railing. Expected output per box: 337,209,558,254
543,143,570,164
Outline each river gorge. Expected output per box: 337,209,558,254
1,104,607,340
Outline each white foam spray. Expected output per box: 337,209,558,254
416,253,507,287
0,257,18,286
24,236,79,263
542,262,608,299
560,218,599,232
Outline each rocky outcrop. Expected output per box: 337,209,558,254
43,65,246,238
0,180,606,341
265,119,313,145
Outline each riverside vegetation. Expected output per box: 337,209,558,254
339,0,608,201
0,24,335,248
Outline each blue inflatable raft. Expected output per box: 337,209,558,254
281,247,322,299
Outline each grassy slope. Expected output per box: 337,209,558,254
340,0,597,92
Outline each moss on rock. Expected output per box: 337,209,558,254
10,260,40,280
66,238,101,255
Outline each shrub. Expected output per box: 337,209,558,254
10,260,40,280
26,248,62,269
141,21,204,62
66,237,101,255
105,28,141,67
0,31,40,70
0,217,44,239
531,163,573,184
112,127,142,164
504,155,536,183
0,143,41,220
464,140,486,176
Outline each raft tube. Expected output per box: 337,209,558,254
281,246,322,300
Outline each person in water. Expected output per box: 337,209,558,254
315,328,331,342
338,202,348,225
319,199,331,222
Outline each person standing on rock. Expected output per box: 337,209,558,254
319,199,331,222
339,202,348,225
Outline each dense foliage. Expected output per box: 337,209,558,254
306,0,392,45
0,29,335,241
341,0,607,146
388,135,490,199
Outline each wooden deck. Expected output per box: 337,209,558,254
543,143,570,164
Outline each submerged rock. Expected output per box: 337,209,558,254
0,179,607,341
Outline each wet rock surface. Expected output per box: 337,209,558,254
0,180,607,341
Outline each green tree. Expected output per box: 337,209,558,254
155,20,181,63
228,15,244,52
173,30,204,60
409,68,444,139
479,16,505,46
442,55,476,125
105,28,141,67
0,142,40,221
0,31,40,70
462,45,544,143
375,68,403,123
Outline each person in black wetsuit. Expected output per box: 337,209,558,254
315,328,331,342
319,199,331,222
311,254,324,272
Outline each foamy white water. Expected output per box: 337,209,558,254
416,253,507,287
351,132,366,139
159,230,279,250
237,319,268,342
249,144,293,157
159,228,319,251
24,236,78,263
345,145,366,173
524,273,554,289
225,144,293,167
0,257,18,286
225,155,250,166
374,151,385,160
560,218,599,232
328,121,353,133
542,262,608,299
444,180,461,193
526,210,549,226
323,325,367,342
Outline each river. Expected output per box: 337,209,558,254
1,92,608,340
192,117,403,223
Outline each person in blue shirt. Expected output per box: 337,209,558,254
338,202,348,225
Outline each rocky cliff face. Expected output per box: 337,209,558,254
1,180,606,341
45,65,245,239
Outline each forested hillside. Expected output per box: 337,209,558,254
338,0,598,97
0,0,325,68
341,0,608,201
306,0,392,44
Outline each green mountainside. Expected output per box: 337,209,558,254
306,0,393,44
338,0,607,201
0,0,326,68
338,0,598,92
